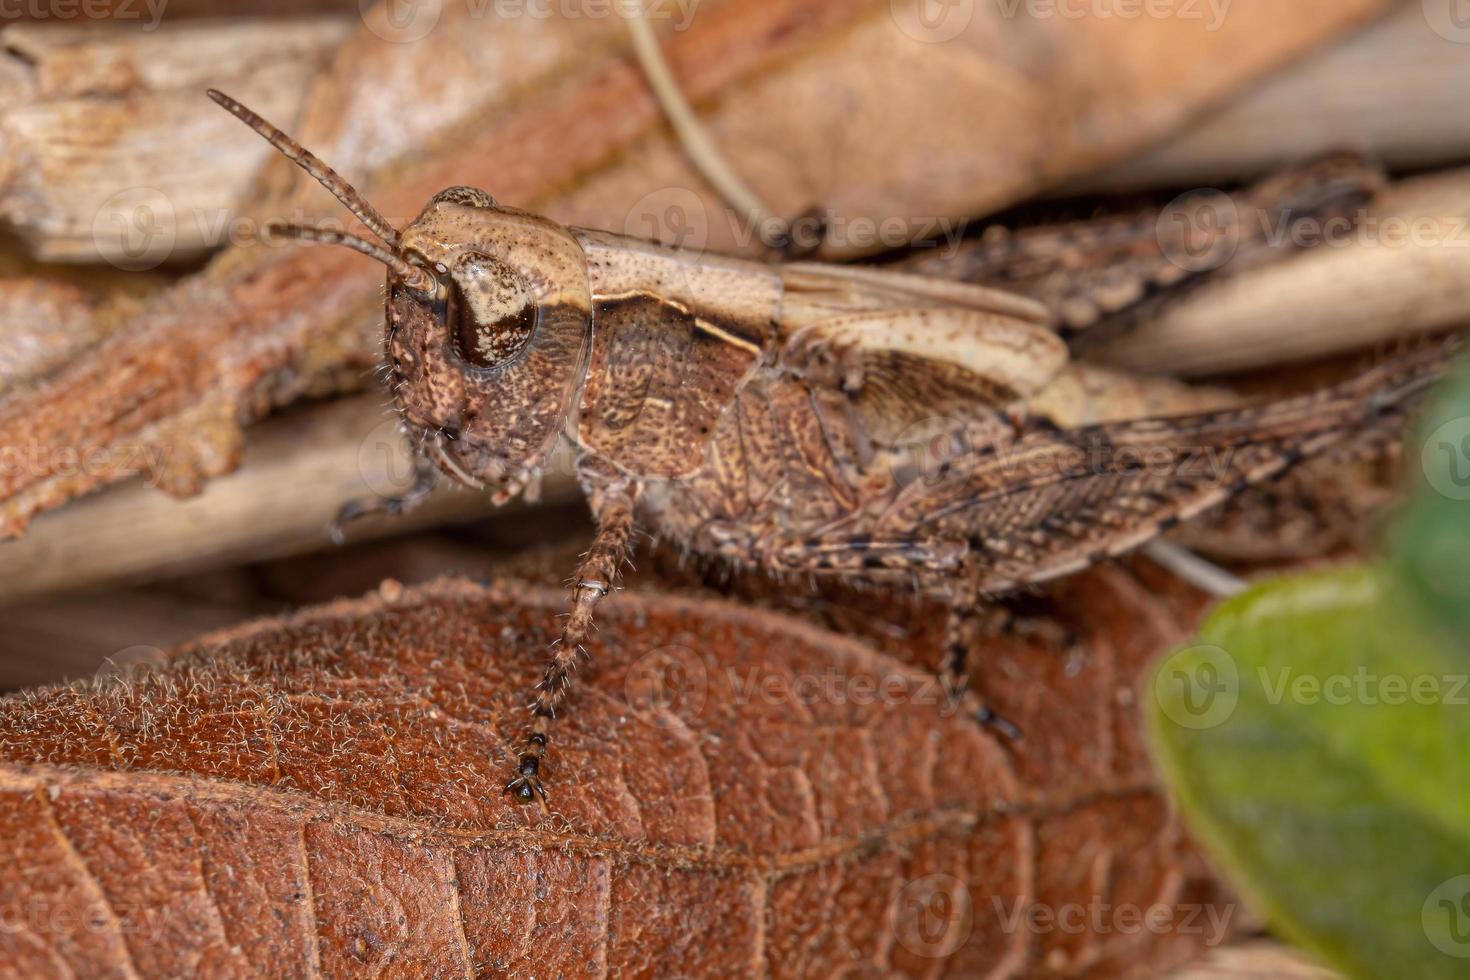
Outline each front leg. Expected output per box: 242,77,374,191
505,474,640,804
330,448,437,544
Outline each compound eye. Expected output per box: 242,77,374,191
430,186,498,209
448,254,539,369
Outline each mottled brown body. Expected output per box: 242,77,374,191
211,91,1453,803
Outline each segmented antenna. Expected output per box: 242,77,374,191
207,88,402,247
265,222,434,293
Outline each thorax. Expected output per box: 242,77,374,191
567,229,783,482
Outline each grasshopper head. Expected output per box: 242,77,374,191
208,91,592,499
387,189,592,493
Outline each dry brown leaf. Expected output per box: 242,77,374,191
0,569,1237,977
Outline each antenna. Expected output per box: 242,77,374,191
208,88,402,247
265,222,434,293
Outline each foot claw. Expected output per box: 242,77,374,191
503,774,548,805
330,494,411,543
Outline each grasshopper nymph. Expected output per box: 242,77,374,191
210,90,1451,804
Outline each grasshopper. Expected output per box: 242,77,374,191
209,90,1451,804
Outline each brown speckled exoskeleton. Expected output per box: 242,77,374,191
210,91,1452,804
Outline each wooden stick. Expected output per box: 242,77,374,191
0,18,351,263
1092,167,1470,377
0,394,579,602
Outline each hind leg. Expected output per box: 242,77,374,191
754,533,1023,737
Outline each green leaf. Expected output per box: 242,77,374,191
1393,355,1470,649
1148,566,1470,980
